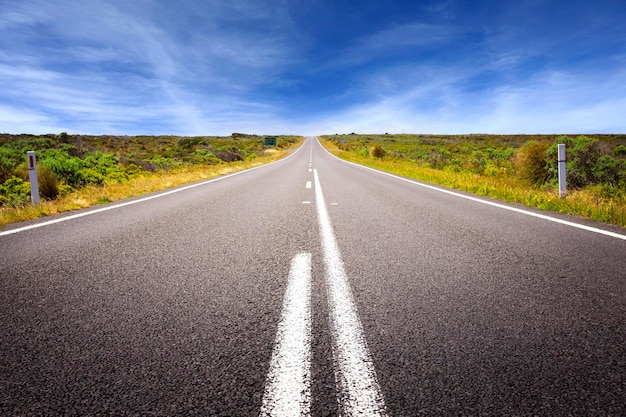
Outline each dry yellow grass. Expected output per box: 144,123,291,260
320,138,626,228
0,144,299,227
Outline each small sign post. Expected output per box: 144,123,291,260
27,151,40,205
264,137,277,146
558,144,566,199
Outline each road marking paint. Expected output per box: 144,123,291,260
0,141,310,237
305,181,312,189
261,253,312,417
302,201,312,204
331,202,339,206
313,169,388,416
308,168,312,172
315,138,626,241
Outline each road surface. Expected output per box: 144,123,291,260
2,137,625,416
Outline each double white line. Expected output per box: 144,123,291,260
260,169,387,416
260,253,313,415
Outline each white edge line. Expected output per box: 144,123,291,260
314,168,388,416
0,141,308,237
260,253,312,417
314,137,626,241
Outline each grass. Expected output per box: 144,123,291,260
320,136,626,228
0,141,301,227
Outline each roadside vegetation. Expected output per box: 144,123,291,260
321,134,626,228
0,133,301,226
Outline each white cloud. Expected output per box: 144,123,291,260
335,22,459,68
0,105,65,134
0,0,302,134
305,64,626,135
1,0,625,136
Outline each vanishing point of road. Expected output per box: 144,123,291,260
2,137,625,416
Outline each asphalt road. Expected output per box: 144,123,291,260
1,137,625,416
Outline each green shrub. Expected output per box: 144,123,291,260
0,177,31,207
356,147,370,157
592,155,625,186
613,144,626,157
547,136,601,188
588,184,624,200
149,156,185,170
39,148,83,186
77,167,105,185
0,150,16,183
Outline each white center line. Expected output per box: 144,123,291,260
260,253,312,417
313,169,388,416
305,181,312,189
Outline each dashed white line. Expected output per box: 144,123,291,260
260,253,312,417
313,169,388,416
306,181,312,189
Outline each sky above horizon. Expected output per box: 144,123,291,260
1,0,626,136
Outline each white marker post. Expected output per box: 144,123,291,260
558,144,566,199
27,151,40,205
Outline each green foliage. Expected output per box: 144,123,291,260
327,133,626,192
0,177,31,206
149,156,185,170
0,147,20,183
592,154,625,186
614,145,626,156
81,151,127,184
38,148,84,187
0,133,301,209
323,134,626,227
546,136,611,188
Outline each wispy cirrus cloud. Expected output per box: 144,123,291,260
0,0,302,134
1,0,625,135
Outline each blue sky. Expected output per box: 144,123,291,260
1,0,626,136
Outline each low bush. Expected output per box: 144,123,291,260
38,167,60,199
547,136,601,188
0,177,31,207
514,141,551,185
370,145,386,158
0,134,301,209
592,154,625,186
321,134,626,227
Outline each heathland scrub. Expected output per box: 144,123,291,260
0,137,302,228
320,135,626,228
